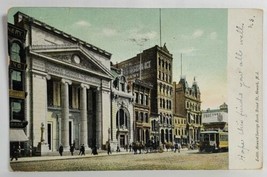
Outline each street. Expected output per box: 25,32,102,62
10,149,228,171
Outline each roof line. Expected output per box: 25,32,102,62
15,11,112,58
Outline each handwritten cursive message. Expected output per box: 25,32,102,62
234,15,257,162
229,10,262,169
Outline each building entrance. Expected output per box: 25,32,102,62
120,135,126,147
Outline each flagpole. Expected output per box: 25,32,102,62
159,8,162,47
181,53,183,77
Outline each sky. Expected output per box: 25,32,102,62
8,7,227,110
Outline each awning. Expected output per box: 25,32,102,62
10,128,28,142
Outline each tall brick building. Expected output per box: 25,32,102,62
117,44,174,144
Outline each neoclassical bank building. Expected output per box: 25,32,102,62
10,12,125,154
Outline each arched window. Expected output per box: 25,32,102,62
11,42,21,62
116,109,128,128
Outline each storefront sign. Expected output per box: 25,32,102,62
9,90,26,99
10,60,26,70
8,23,26,40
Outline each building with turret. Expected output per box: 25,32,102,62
173,77,202,144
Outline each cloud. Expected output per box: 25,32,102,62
181,29,204,39
102,28,118,37
192,29,204,39
74,20,91,27
209,32,218,40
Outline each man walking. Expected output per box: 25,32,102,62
70,144,75,156
10,145,18,161
107,143,112,155
59,145,63,156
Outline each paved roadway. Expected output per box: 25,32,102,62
10,148,228,171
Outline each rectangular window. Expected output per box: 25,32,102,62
10,98,24,121
140,112,144,122
135,92,139,103
145,95,148,105
135,111,138,121
140,93,144,105
10,70,23,91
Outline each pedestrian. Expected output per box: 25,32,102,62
10,145,18,161
79,144,82,155
70,144,75,156
178,143,181,153
80,144,85,155
129,144,132,152
29,145,32,157
18,145,21,157
107,143,111,155
174,143,178,153
59,145,63,156
116,145,120,152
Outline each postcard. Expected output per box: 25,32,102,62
6,7,262,171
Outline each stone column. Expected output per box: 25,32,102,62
61,79,72,149
80,83,90,147
96,87,102,149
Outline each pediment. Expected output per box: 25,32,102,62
30,46,113,79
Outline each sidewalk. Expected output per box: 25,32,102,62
10,150,130,163
10,148,191,163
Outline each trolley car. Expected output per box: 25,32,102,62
199,130,228,152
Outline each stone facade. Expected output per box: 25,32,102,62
173,77,202,144
12,11,113,154
110,67,134,151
